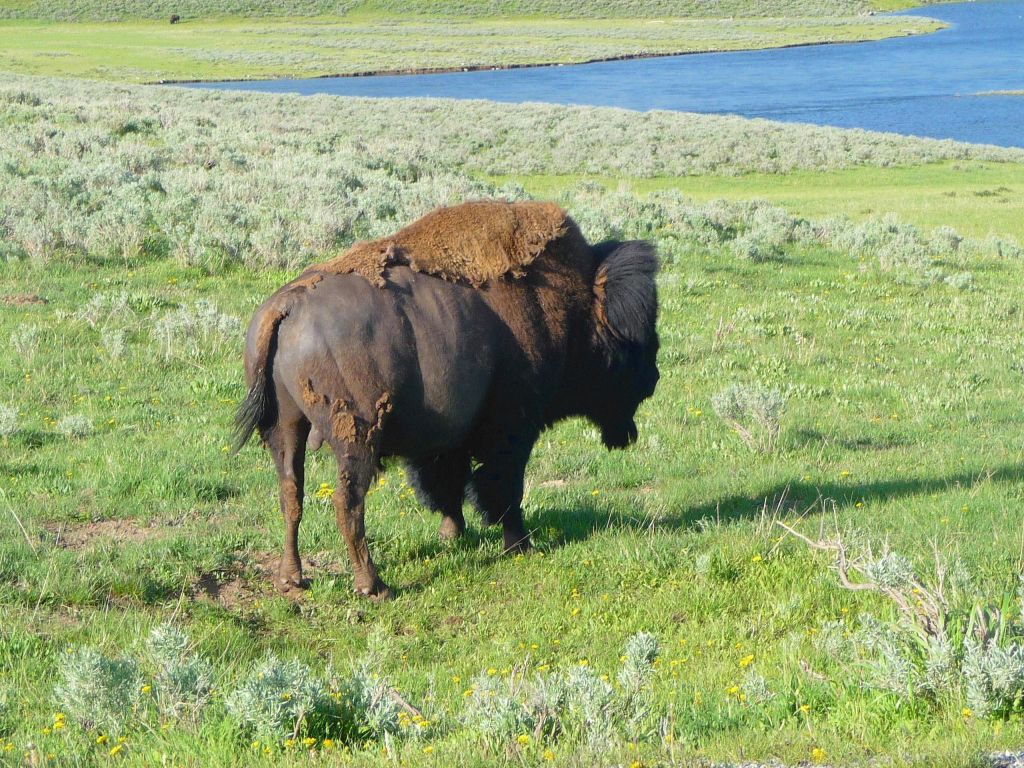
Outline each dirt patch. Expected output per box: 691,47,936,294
1,294,48,306
192,570,258,611
192,551,347,609
46,518,164,550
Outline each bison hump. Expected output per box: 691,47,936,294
307,200,570,287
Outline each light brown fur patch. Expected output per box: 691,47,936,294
366,392,393,445
306,200,569,288
330,400,360,444
251,309,288,380
301,378,327,408
593,266,611,334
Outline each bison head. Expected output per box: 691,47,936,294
589,240,660,449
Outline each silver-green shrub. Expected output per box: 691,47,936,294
0,405,18,438
461,632,660,751
963,640,1024,718
9,325,40,361
461,671,534,746
145,624,214,724
740,669,775,706
226,655,326,743
153,300,241,361
57,414,94,438
338,657,403,742
712,382,787,453
54,647,144,737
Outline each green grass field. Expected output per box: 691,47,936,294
0,13,943,83
2,71,1024,765
489,161,1024,242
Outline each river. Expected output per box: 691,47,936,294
185,1,1024,148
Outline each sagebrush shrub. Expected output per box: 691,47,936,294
225,655,327,742
461,632,660,752
146,624,214,723
57,414,94,438
153,300,241,361
0,405,18,438
712,383,787,452
54,647,144,736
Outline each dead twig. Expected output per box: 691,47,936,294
776,519,948,642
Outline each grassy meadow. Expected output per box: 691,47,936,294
2,70,1024,767
0,15,946,83
0,0,952,83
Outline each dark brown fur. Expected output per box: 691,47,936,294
236,200,659,599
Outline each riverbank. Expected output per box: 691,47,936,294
0,13,944,83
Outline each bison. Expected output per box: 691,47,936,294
234,200,659,600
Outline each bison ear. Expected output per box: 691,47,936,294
592,240,659,351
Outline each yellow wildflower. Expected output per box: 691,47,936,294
109,745,123,757
962,707,973,718
740,654,755,668
422,745,434,754
303,737,316,747
517,734,531,746
812,747,827,763
544,749,556,761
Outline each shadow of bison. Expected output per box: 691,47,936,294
235,200,659,599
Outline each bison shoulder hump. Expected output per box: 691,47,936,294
305,200,571,287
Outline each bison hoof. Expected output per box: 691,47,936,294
276,574,307,595
356,581,394,602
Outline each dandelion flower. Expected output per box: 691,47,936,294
811,747,827,763
517,734,531,746
739,654,755,668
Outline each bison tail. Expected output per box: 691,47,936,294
232,306,288,454
232,381,268,454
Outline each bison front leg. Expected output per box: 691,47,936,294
331,448,393,601
470,437,534,553
268,419,310,593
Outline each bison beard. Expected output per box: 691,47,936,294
235,200,660,599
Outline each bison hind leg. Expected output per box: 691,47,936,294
404,450,470,540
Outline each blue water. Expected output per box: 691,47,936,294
185,1,1024,147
